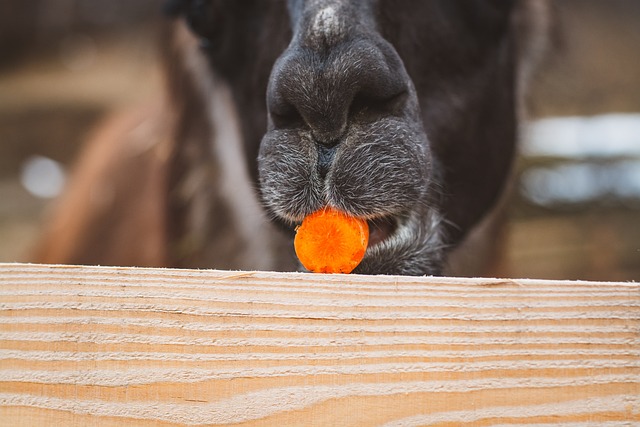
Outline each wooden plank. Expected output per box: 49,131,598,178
0,263,638,426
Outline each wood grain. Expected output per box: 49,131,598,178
0,263,638,426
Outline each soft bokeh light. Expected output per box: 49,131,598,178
20,155,67,199
523,113,640,158
521,114,640,208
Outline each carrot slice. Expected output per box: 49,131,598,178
294,207,369,274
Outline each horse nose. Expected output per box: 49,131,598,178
266,29,409,148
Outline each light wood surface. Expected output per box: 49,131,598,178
0,263,638,426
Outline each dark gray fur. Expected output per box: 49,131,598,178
166,0,547,275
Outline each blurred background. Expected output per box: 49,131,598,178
0,0,638,281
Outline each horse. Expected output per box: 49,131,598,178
33,0,550,276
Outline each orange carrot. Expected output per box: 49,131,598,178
294,207,369,274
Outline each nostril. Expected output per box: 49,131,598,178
267,89,304,128
349,89,408,121
270,102,305,129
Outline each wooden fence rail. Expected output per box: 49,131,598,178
0,263,638,426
